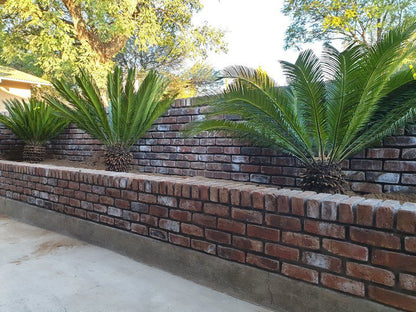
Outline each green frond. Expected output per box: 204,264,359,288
0,98,68,145
46,66,176,149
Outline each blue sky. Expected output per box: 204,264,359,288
194,0,341,84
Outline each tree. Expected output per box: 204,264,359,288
187,25,416,193
46,67,176,172
115,28,225,97
282,0,416,49
0,99,68,162
0,0,224,88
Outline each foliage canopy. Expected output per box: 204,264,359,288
283,0,416,49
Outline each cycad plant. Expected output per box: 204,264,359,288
187,25,416,193
0,99,69,162
46,66,175,172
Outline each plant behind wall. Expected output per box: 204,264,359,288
0,99,69,162
47,66,176,172
187,24,416,193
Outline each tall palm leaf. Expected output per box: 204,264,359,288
187,24,416,193
46,66,176,172
0,98,69,162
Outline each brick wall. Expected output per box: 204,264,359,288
0,160,415,311
1,97,415,193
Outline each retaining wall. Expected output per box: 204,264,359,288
0,160,415,311
0,98,416,192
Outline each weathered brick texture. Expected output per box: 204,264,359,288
0,161,415,311
1,97,415,192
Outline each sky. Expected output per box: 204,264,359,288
193,0,341,84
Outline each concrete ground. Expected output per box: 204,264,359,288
0,215,274,312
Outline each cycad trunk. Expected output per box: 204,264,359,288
105,146,133,172
23,143,46,162
299,161,346,194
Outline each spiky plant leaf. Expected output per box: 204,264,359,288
0,98,68,145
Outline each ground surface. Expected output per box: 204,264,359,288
0,215,273,312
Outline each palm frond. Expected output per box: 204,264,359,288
46,66,175,150
0,98,68,145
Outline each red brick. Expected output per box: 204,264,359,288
338,197,363,224
400,273,416,292
282,232,319,249
233,236,263,252
230,188,241,206
264,193,277,212
218,218,246,234
346,262,395,286
250,191,263,209
246,253,279,271
191,239,216,254
265,243,299,261
291,191,316,216
356,199,381,226
304,220,345,239
149,228,167,240
232,208,263,224
247,225,279,241
350,227,401,250
121,190,137,201
169,233,190,247
322,239,368,261
205,229,231,244
115,218,130,230
369,286,416,312
106,187,120,198
114,199,129,209
372,249,416,273
321,273,365,297
217,246,245,263
131,223,148,235
367,148,400,159
181,223,203,237
170,209,191,222
405,237,416,253
322,195,348,221
159,219,180,232
277,190,291,213
303,252,342,273
204,203,230,217
149,205,169,217
376,201,399,229
100,215,114,225
240,188,252,207
192,213,216,228
397,203,416,234
306,194,331,219
86,211,99,222
74,208,86,218
282,263,318,284
138,193,157,204
140,214,158,227
265,214,301,231
179,199,202,212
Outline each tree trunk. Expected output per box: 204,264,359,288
299,161,347,194
104,146,133,172
23,143,46,162
62,0,130,63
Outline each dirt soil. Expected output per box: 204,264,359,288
3,157,416,204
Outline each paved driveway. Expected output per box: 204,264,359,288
0,215,274,312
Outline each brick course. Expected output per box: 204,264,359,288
1,97,415,192
0,161,415,311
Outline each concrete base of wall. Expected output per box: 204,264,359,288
0,197,401,312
